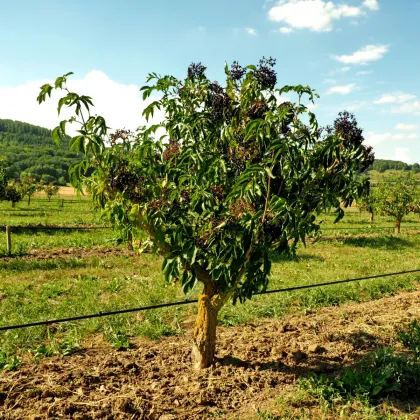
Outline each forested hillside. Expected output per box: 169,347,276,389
0,119,81,184
370,159,420,173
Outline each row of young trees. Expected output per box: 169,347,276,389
357,175,420,233
0,169,60,207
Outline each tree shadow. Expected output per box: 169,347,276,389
270,253,325,263
339,236,412,250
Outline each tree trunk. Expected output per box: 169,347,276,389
395,219,401,234
127,231,133,251
369,212,374,223
11,201,15,208
28,195,30,205
191,279,228,370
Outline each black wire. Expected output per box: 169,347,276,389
0,269,419,332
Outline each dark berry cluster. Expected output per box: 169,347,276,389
209,81,230,122
247,100,269,120
209,81,224,95
333,111,364,147
163,139,181,161
255,56,277,90
108,162,139,192
262,216,285,241
210,185,225,201
180,190,191,204
187,62,205,80
360,145,375,171
230,61,246,81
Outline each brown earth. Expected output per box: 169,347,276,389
0,246,135,262
1,291,420,419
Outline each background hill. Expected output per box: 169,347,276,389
0,118,418,185
0,119,81,185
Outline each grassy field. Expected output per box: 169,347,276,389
0,198,419,358
0,193,420,419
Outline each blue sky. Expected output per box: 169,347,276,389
1,0,419,163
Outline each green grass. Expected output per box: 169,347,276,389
0,231,419,360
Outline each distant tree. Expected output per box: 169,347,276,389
0,166,8,200
20,176,41,205
357,188,377,223
375,175,420,233
5,185,23,208
42,183,60,202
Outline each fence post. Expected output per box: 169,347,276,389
61,199,64,208
6,226,12,256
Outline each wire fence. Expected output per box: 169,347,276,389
0,268,419,332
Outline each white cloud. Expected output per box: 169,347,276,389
396,123,418,131
0,70,165,135
394,148,411,163
374,92,416,104
268,0,377,32
279,26,294,33
334,44,388,65
377,148,412,164
245,27,257,35
362,0,379,11
327,83,357,95
364,131,418,146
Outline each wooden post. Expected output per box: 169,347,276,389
6,226,12,256
61,199,64,208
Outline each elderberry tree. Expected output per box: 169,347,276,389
38,58,373,369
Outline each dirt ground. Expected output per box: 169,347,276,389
1,290,420,419
0,246,135,262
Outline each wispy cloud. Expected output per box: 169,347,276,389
374,92,416,104
334,44,388,65
245,27,257,35
365,131,418,146
356,70,373,76
328,66,351,76
327,83,357,95
279,27,293,33
396,123,417,131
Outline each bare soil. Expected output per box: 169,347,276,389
1,246,135,262
1,290,420,419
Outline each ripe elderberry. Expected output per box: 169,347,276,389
210,185,224,201
360,145,375,171
187,62,205,80
230,61,246,81
255,57,277,90
262,216,285,241
247,100,269,120
334,111,364,147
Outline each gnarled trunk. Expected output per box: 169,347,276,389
191,276,228,370
395,219,401,234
